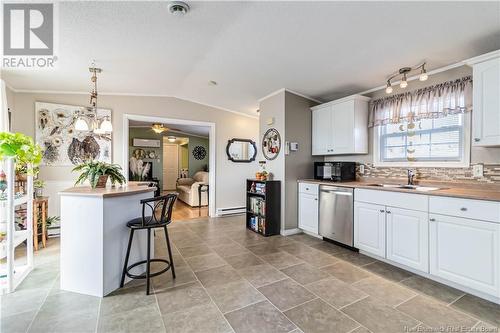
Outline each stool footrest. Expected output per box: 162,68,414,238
125,259,171,279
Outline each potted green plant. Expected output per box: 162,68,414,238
72,160,127,189
34,179,45,197
0,132,42,174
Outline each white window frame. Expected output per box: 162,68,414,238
373,112,471,168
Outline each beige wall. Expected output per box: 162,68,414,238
10,92,259,213
326,65,500,166
284,92,319,230
259,90,318,232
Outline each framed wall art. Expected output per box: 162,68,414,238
35,102,112,166
262,128,281,160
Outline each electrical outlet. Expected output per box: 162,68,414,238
359,164,365,175
473,164,484,178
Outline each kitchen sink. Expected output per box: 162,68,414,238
366,184,441,191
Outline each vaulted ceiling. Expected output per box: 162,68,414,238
2,1,500,116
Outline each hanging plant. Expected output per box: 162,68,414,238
0,132,43,174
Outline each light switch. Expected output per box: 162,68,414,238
473,164,484,178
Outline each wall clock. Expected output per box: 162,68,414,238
192,146,207,160
262,128,281,160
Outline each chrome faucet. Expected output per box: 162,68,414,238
407,169,415,185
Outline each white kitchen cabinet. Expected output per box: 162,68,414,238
298,184,319,234
468,53,500,146
311,105,332,155
311,95,370,155
354,201,386,257
430,214,500,297
386,208,429,273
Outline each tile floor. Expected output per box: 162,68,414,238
2,215,500,333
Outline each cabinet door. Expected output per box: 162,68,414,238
430,214,500,297
312,106,332,155
386,208,428,273
299,193,319,234
354,202,386,257
331,100,355,154
473,57,500,146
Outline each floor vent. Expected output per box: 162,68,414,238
216,207,246,216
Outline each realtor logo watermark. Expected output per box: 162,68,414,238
2,2,57,69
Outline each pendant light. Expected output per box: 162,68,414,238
400,73,408,88
419,64,428,81
75,63,112,133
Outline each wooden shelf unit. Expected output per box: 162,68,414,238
246,179,280,236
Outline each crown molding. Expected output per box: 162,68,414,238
258,88,322,104
8,87,259,120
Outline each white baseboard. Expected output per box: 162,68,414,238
280,228,302,236
215,207,246,217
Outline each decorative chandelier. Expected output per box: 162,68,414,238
151,123,168,134
385,62,428,94
75,63,113,133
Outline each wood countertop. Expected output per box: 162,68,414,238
298,179,500,202
59,184,155,198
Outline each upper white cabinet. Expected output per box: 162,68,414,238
311,95,370,155
467,51,500,146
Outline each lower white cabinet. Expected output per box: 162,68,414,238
386,208,429,273
354,202,386,257
430,214,500,297
298,191,319,235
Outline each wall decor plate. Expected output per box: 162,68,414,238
262,128,281,160
192,146,207,160
35,102,112,166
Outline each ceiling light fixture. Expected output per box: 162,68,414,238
385,81,393,94
151,123,168,134
400,73,408,89
384,62,429,94
168,1,189,16
419,64,428,81
167,136,176,142
75,63,112,133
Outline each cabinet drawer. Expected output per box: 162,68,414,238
299,183,319,196
355,189,428,212
429,196,500,223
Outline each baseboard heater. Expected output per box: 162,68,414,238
216,207,246,216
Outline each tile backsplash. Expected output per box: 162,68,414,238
358,163,500,185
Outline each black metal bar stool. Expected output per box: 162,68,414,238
120,193,177,295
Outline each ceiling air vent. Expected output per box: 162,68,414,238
168,1,190,16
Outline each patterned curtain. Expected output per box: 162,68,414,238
368,76,472,128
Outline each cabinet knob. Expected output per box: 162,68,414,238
460,207,468,211
430,218,436,222
379,209,385,213
386,210,391,214
314,198,318,201
474,138,481,142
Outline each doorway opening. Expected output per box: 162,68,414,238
123,114,215,220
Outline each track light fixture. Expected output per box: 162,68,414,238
384,62,429,94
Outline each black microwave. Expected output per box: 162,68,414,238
314,162,356,182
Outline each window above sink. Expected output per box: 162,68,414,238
374,113,471,168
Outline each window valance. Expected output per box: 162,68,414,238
368,76,472,128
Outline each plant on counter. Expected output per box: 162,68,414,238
72,160,127,188
0,132,42,174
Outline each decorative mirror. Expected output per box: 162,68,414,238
262,128,281,160
226,138,257,163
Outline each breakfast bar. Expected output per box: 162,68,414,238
59,184,155,297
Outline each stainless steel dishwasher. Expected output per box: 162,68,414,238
319,185,354,247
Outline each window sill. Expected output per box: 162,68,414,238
373,161,471,168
